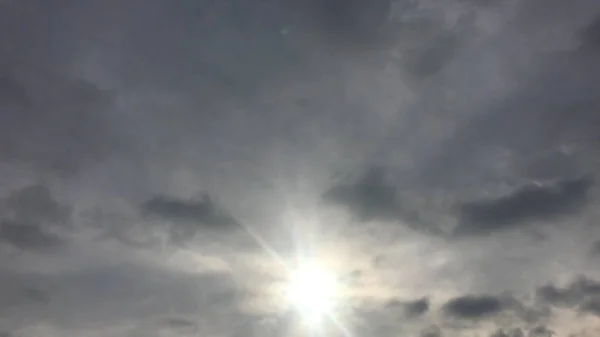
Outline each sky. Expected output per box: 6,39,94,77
1,0,600,336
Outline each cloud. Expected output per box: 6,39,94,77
420,325,443,337
1,0,600,336
296,0,392,48
323,166,434,232
0,184,70,252
140,193,239,242
404,297,430,317
0,69,29,106
3,184,70,226
19,287,50,305
489,327,556,337
325,166,594,239
580,15,600,48
158,317,200,335
454,177,593,236
384,297,430,319
141,193,238,226
0,259,248,335
414,15,600,190
442,294,505,319
537,276,600,314
401,29,461,79
161,317,197,329
0,220,65,252
324,166,401,222
528,326,556,337
490,328,526,337
0,61,119,175
589,240,600,256
579,299,600,316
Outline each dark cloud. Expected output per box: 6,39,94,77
404,297,430,317
297,0,392,48
0,1,122,175
3,184,70,226
417,24,600,190
20,286,50,305
0,220,65,252
589,240,600,256
489,327,555,337
538,277,600,306
0,275,52,313
528,326,556,337
324,166,406,222
384,296,430,318
161,317,197,329
0,62,120,175
454,177,593,236
0,69,29,107
324,166,449,234
581,15,600,48
141,193,239,242
141,193,238,226
579,298,600,316
326,166,594,239
401,29,461,79
443,295,505,319
457,0,502,7
537,276,600,317
0,184,70,251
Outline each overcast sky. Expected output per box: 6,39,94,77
1,0,600,336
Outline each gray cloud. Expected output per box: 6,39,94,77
1,0,600,336
400,28,461,79
489,327,556,337
420,325,443,337
442,294,506,319
581,15,600,48
297,0,392,47
0,61,120,175
161,317,197,329
537,276,600,313
454,177,594,236
141,194,238,225
19,286,50,305
490,328,525,337
589,240,600,256
404,297,430,317
0,184,70,251
3,184,70,226
322,166,442,236
326,166,594,239
579,299,600,316
528,326,556,337
0,220,65,252
384,296,430,318
324,166,402,222
416,27,600,190
140,193,239,243
0,259,248,336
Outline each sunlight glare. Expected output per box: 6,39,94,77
286,264,338,323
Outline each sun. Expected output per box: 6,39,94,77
285,264,339,323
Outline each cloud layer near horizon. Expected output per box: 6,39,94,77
1,0,600,336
